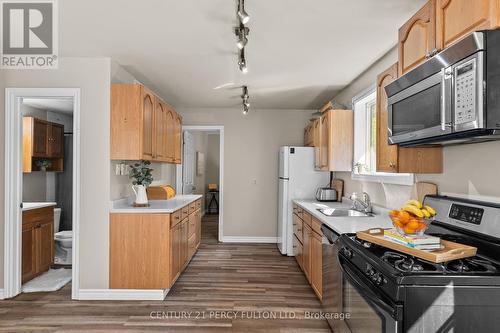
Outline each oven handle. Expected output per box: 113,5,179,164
339,255,403,321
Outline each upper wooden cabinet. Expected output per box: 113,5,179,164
436,0,499,49
376,63,443,173
399,0,500,75
398,0,436,75
316,109,353,172
111,84,182,164
23,117,64,172
174,113,182,164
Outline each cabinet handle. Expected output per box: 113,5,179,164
389,162,396,168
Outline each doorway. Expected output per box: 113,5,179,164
4,88,81,299
177,126,224,243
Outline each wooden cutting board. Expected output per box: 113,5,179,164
356,228,477,263
331,179,344,202
412,182,438,203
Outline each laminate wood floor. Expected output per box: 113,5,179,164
0,215,331,332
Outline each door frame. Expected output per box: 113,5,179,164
4,88,81,299
176,125,224,242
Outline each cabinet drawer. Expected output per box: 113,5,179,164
189,201,196,214
181,205,190,220
195,199,202,210
302,211,312,227
170,210,182,228
293,214,303,243
293,204,298,215
311,217,322,236
23,207,54,225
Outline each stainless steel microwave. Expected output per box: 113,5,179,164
385,30,500,147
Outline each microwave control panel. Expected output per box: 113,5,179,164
454,59,477,125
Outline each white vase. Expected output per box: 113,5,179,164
132,185,148,205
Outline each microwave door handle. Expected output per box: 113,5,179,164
441,68,452,131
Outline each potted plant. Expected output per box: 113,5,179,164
129,160,154,205
35,159,51,172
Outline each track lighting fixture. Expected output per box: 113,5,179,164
242,86,250,115
237,0,250,24
238,48,248,73
235,23,250,50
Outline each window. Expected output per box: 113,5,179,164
351,86,414,186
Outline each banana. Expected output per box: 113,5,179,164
424,205,436,216
402,205,424,218
421,208,431,219
406,199,423,209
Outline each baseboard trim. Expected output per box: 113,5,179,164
221,236,278,243
78,288,168,301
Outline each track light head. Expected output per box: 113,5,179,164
242,86,250,115
242,103,249,115
235,25,249,50
238,49,248,73
237,0,250,24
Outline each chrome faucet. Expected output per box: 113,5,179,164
350,192,372,214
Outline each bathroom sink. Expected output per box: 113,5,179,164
317,208,373,217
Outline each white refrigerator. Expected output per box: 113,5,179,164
278,146,329,255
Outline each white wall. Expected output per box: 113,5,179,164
0,57,111,289
333,47,500,207
178,107,312,238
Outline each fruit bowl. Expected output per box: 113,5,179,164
389,215,431,236
389,200,437,236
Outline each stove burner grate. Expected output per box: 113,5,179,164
445,258,498,274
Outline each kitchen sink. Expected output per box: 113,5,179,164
317,208,373,217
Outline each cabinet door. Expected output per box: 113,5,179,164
21,223,36,283
313,119,321,169
180,219,189,269
293,235,303,270
376,63,399,173
165,109,175,162
32,118,49,157
319,113,329,170
399,0,436,75
302,223,312,283
170,223,181,285
436,0,499,49
311,231,323,300
141,88,155,160
154,100,167,161
174,114,182,164
48,123,64,158
37,220,54,273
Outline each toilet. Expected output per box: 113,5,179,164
54,208,72,265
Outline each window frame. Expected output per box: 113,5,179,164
351,85,414,186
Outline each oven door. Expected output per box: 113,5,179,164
387,68,452,145
339,256,403,333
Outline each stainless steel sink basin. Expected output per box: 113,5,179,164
317,208,373,217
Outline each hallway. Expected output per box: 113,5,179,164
0,215,329,332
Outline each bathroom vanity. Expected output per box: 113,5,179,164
21,205,55,283
109,195,202,290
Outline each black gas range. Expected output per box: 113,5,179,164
337,195,500,333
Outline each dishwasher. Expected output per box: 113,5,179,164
322,224,350,333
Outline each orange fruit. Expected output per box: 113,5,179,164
389,210,399,218
403,226,417,234
393,219,404,228
407,219,420,230
398,211,411,224
416,222,427,231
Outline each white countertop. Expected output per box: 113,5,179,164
293,199,393,235
22,202,57,211
110,195,203,214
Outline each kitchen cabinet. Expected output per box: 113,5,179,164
316,109,353,172
376,63,443,173
304,122,314,147
111,83,181,164
436,0,499,49
23,117,65,172
22,207,54,283
398,0,436,75
292,204,323,300
109,199,202,289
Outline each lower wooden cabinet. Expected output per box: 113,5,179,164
292,204,323,300
22,207,54,284
110,199,202,290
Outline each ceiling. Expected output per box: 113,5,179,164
23,98,74,114
59,0,426,109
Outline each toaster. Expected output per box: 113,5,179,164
315,187,337,202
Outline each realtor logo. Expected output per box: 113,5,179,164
1,0,58,69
